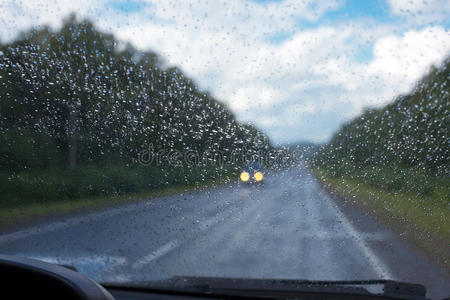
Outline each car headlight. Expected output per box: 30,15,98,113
240,171,250,182
254,171,263,182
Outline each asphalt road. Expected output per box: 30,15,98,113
0,165,449,298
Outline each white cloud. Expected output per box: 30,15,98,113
0,0,104,41
368,27,450,96
387,0,450,26
387,0,450,17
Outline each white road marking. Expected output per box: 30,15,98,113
13,254,128,281
300,230,387,240
102,273,133,283
132,240,179,270
18,254,127,269
132,215,221,270
0,201,155,244
321,186,395,279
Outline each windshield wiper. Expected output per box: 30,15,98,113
104,277,428,300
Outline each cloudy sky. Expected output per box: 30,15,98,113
1,0,449,144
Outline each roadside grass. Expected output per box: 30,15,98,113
0,165,238,231
0,188,176,231
311,167,450,271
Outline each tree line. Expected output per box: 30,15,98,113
0,15,271,206
312,56,449,198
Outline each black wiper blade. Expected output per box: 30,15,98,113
120,277,428,300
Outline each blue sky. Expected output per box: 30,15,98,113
110,1,149,14
1,0,450,144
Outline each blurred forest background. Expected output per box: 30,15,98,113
312,57,449,266
313,57,449,198
0,13,448,263
0,15,272,208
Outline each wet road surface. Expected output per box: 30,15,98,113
0,165,449,298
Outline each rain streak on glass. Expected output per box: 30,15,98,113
0,1,449,299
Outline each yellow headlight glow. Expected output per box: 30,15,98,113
254,171,264,182
240,171,250,182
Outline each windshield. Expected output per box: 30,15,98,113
0,0,449,299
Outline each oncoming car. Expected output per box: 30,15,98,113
239,162,264,184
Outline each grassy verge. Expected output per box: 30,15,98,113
0,165,238,231
0,187,179,231
311,166,450,271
